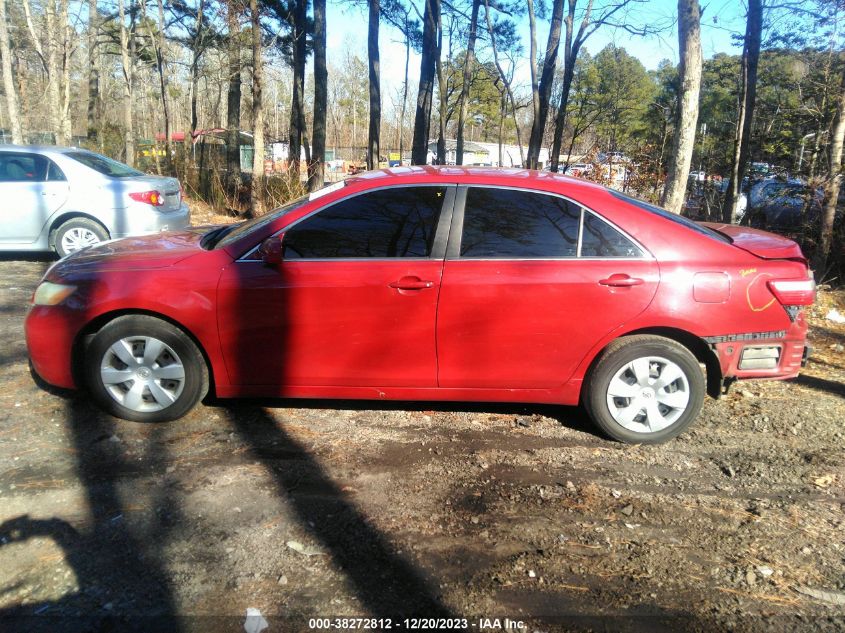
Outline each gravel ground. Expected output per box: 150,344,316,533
0,255,843,633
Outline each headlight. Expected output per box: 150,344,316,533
32,282,77,306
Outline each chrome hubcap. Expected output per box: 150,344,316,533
61,227,101,253
100,336,185,413
606,356,690,433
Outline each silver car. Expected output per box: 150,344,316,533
0,145,190,256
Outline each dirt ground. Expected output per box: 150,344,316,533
0,248,844,632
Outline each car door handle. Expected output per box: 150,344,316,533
599,274,644,287
389,277,434,290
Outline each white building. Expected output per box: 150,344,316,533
425,139,551,168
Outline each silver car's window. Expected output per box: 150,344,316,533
65,150,144,178
0,153,48,182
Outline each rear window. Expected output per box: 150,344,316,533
65,151,144,178
609,190,731,243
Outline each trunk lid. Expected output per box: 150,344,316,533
700,222,806,261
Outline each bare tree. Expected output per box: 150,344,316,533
456,0,480,165
721,0,762,223
118,0,135,165
87,0,100,143
250,0,264,215
527,0,564,169
411,0,440,165
153,0,173,173
367,0,381,169
288,0,308,174
661,0,702,213
226,1,242,182
814,61,845,272
0,0,22,144
309,0,328,191
550,0,646,171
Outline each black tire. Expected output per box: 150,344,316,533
584,335,705,444
84,315,208,423
53,217,109,257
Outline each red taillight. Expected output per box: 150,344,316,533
767,279,816,306
129,190,165,206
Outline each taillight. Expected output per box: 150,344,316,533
129,190,165,206
767,279,816,306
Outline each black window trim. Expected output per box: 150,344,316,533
236,183,458,262
447,184,652,261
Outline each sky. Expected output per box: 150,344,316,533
323,0,750,99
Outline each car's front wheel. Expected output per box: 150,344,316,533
84,315,208,422
584,335,705,444
54,218,109,257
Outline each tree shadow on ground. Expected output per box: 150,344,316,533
790,374,845,398
224,404,456,620
0,398,182,633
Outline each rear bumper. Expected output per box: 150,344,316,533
112,202,190,238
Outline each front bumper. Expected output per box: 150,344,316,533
25,304,85,389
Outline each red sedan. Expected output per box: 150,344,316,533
25,167,815,443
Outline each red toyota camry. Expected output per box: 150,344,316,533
25,167,815,443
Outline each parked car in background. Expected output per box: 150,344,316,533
27,167,814,444
562,163,594,177
0,145,190,256
743,179,822,231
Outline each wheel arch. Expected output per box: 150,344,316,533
71,308,217,397
47,212,111,248
582,326,722,401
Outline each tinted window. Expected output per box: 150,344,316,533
65,150,143,178
284,186,445,258
581,212,643,257
46,160,66,182
609,190,730,243
0,153,48,182
460,188,580,258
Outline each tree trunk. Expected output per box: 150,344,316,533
0,0,23,144
250,0,264,216
190,1,205,137
43,0,63,144
367,0,380,170
484,0,523,165
155,0,172,174
721,0,762,224
455,0,480,165
527,0,539,144
527,0,564,169
398,27,410,162
308,0,327,191
435,7,446,165
814,62,845,272
411,0,439,165
59,0,71,145
118,0,134,166
289,0,307,175
87,0,99,143
226,2,242,183
661,0,702,214
549,0,580,172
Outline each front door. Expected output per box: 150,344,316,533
436,186,660,390
217,185,454,389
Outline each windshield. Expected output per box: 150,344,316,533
609,190,731,243
215,194,311,248
66,150,145,178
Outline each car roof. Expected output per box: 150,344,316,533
0,144,82,155
344,165,608,195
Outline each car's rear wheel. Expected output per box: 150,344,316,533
84,315,208,422
584,335,705,444
54,218,109,257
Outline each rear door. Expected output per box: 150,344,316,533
436,185,660,390
0,153,68,243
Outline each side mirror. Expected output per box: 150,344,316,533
257,235,284,265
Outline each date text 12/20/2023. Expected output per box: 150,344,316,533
307,617,527,630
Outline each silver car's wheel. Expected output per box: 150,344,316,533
54,218,109,257
585,335,705,444
100,336,186,413
85,315,208,422
605,356,691,433
61,227,102,253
